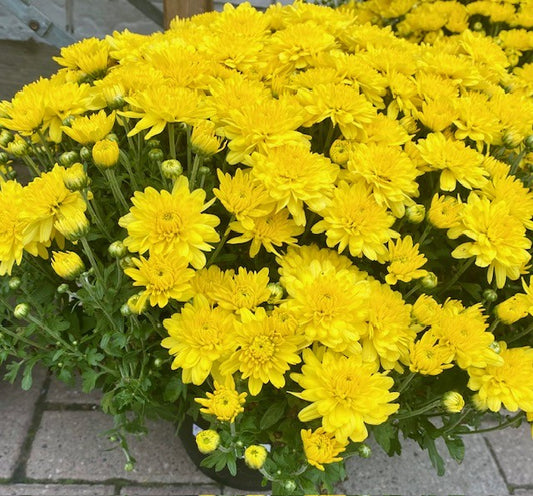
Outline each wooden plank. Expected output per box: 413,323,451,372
163,0,213,27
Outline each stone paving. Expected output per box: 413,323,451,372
2,39,533,496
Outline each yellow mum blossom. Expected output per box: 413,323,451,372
211,267,270,314
220,307,301,396
453,93,501,145
22,165,87,249
51,251,85,280
411,294,442,327
298,83,376,140
196,429,220,454
451,194,531,288
92,139,119,169
250,144,339,226
468,342,533,412
416,132,488,191
346,143,420,217
244,445,268,469
301,428,347,471
228,209,304,258
124,251,194,309
284,260,369,354
384,235,428,285
0,181,27,275
62,110,115,145
195,380,247,423
189,265,233,305
360,280,416,371
409,331,454,376
495,294,530,325
190,120,224,157
292,347,399,443
442,391,465,413
162,295,236,384
213,168,274,230
427,193,463,235
53,37,110,76
312,180,398,261
119,176,220,269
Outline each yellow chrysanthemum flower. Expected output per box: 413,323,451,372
442,391,465,413
495,293,530,325
346,143,419,218
92,139,119,169
284,261,369,354
189,265,233,305
220,307,301,396
62,110,115,145
195,380,247,423
292,347,399,443
416,132,488,191
228,209,304,258
51,251,85,280
427,193,463,235
468,342,533,412
301,428,347,471
250,145,339,226
384,235,428,285
196,429,220,454
53,37,110,76
162,295,236,384
190,120,224,157
409,331,454,376
312,180,398,261
119,176,220,269
244,445,268,469
451,194,531,288
124,251,194,309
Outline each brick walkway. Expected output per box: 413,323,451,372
2,39,533,495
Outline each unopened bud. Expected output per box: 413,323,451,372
0,151,9,164
80,146,91,162
196,429,220,454
161,159,183,179
57,283,70,294
124,462,134,472
8,277,21,290
63,162,88,191
267,282,284,304
198,165,210,176
120,302,131,317
7,136,28,157
59,151,79,167
108,240,127,258
283,480,297,493
442,391,465,413
0,129,14,147
483,289,498,302
421,272,438,289
92,139,119,169
148,148,164,163
358,444,372,458
106,133,119,143
14,303,30,319
146,139,161,149
502,131,522,149
244,445,267,469
472,21,484,31
119,255,135,270
329,139,350,166
489,341,501,354
525,135,533,151
405,204,426,223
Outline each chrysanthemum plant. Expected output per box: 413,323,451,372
1,0,533,493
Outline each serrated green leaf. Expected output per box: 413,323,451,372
82,369,101,393
226,455,237,476
424,434,445,476
260,401,286,430
445,436,465,464
21,361,35,390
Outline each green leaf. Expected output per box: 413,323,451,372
445,436,465,464
21,361,35,390
260,401,286,430
82,369,101,393
373,423,401,456
424,434,445,476
226,454,237,476
164,375,187,402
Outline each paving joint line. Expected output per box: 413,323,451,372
11,372,51,483
483,435,512,495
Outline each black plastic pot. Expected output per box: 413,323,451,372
178,416,272,491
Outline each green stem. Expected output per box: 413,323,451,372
186,125,192,174
83,190,112,240
189,154,202,189
418,223,432,246
437,258,475,295
168,123,176,159
119,150,140,191
397,371,416,394
21,156,40,177
404,283,421,300
78,273,119,333
37,130,55,165
507,322,533,344
0,324,47,350
104,169,129,211
461,413,523,435
207,216,234,266
440,408,471,436
395,399,442,420
80,236,104,283
510,146,528,176
323,122,336,154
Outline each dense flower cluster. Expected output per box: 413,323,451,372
1,1,533,492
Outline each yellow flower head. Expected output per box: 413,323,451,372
409,331,454,376
250,145,339,226
495,294,530,324
62,110,115,145
189,265,232,304
384,235,428,285
220,307,301,395
312,180,398,261
92,139,119,169
63,162,88,191
210,267,270,314
195,381,247,423
195,429,220,454
244,444,268,470
427,193,463,233
54,37,111,76
51,251,85,280
228,209,304,258
54,211,90,242
468,342,533,412
301,427,347,471
442,391,465,413
162,295,236,385
191,120,224,157
119,176,220,269
124,251,194,309
292,347,399,443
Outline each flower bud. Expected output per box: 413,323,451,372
119,255,135,270
405,204,426,224
106,133,119,143
57,283,70,294
8,277,21,290
55,214,90,242
14,303,30,319
495,294,529,324
0,151,9,165
489,341,501,354
120,302,132,316
442,391,465,413
283,480,297,493
472,21,484,31
483,289,498,302
146,139,161,149
198,165,210,176
63,162,88,191
124,462,134,472
59,151,79,167
7,135,28,157
267,282,284,304
244,445,267,469
0,129,14,147
108,240,127,258
148,148,164,163
195,429,220,454
502,131,522,149
329,139,350,166
357,444,372,458
80,146,91,162
127,293,147,315
92,139,119,169
525,135,533,151
108,95,125,110
421,272,438,289
51,251,86,280
191,120,223,156
161,159,183,179
62,115,75,127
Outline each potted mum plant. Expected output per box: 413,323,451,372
1,0,533,493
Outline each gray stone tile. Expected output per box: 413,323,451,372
514,490,533,495
119,485,221,495
46,376,102,405
484,423,533,487
0,483,114,495
26,411,212,484
337,434,509,496
0,366,48,479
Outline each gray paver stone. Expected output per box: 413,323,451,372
0,483,114,495
0,366,48,479
119,485,221,495
26,411,212,484
483,423,533,487
514,490,533,495
336,434,509,496
46,376,102,405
